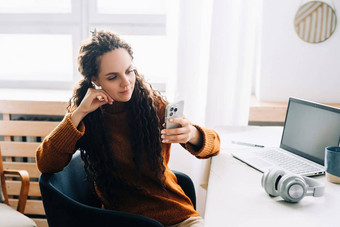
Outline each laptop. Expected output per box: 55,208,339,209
231,97,340,176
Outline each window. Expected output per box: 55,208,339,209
0,0,177,92
0,0,71,14
97,0,166,14
0,34,73,81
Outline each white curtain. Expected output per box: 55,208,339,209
168,0,262,216
174,0,262,128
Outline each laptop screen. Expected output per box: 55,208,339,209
280,98,340,165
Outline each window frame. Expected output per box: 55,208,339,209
0,0,167,92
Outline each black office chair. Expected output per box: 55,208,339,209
39,151,196,227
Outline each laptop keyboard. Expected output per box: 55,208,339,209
257,148,323,174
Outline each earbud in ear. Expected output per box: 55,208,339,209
91,81,102,90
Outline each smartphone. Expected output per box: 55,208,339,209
165,100,184,129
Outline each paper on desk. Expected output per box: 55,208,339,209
219,126,282,150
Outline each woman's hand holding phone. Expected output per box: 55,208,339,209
161,118,197,144
162,101,202,147
71,88,114,127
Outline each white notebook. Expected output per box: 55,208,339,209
232,97,340,176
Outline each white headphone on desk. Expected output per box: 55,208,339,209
261,168,325,203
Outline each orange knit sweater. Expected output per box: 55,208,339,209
36,101,220,226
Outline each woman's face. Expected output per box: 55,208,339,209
93,48,136,102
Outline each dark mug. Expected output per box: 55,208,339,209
325,146,340,184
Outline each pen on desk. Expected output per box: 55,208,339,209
232,141,265,148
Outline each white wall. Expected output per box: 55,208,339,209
168,144,210,217
256,0,340,103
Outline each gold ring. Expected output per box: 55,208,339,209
97,95,104,101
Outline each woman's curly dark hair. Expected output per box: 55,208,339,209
67,30,167,206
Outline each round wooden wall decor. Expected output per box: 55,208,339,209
294,1,337,43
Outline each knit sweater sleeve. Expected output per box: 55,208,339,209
36,113,85,173
182,124,220,159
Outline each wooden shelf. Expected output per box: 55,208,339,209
249,95,340,123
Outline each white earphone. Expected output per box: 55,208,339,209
261,168,325,203
91,81,102,90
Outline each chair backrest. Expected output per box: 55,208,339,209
0,100,67,226
47,151,101,207
39,151,164,227
172,170,196,210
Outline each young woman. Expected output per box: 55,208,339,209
36,30,220,227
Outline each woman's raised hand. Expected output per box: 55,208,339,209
71,88,114,127
161,118,203,147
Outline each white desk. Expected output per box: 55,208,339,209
205,126,340,227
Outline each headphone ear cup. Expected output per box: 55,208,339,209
261,168,286,197
278,174,306,203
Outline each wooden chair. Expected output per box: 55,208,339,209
0,147,36,226
0,100,67,227
0,149,30,213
